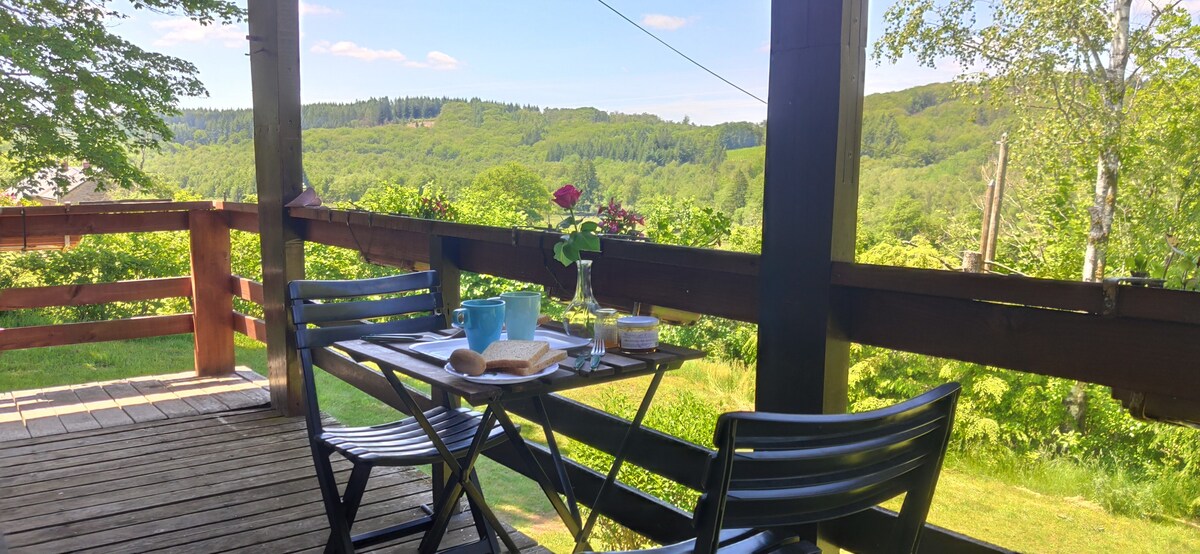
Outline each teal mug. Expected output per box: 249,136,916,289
452,299,505,353
499,291,541,341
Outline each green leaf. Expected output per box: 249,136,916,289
553,241,571,266
580,221,600,233
558,216,576,229
577,231,601,252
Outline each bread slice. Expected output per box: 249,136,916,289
500,349,567,376
482,340,550,371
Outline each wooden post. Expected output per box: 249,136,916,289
978,179,995,257
189,210,234,376
983,134,1010,267
249,0,305,416
757,0,866,417
961,251,983,273
428,234,461,329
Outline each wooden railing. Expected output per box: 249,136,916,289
5,200,1199,552
0,202,234,375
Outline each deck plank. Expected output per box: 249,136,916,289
127,378,201,418
70,383,136,428
0,392,31,441
100,381,168,423
40,386,103,432
0,405,540,551
11,388,68,437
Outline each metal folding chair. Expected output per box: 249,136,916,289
598,383,961,554
288,271,512,553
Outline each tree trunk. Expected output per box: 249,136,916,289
1066,0,1131,434
1082,148,1119,282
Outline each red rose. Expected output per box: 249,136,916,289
553,184,582,209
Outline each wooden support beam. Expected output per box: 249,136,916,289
249,0,305,416
0,277,191,310
428,235,461,329
0,314,194,352
757,0,866,416
189,210,235,376
0,211,189,239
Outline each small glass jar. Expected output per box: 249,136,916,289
617,316,659,353
594,308,620,348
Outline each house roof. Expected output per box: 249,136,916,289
5,166,111,203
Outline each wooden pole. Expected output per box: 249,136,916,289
983,134,1010,267
249,0,305,416
978,179,995,259
757,0,865,417
188,210,234,376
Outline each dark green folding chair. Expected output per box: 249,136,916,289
600,383,961,554
288,271,511,553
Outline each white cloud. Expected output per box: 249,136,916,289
311,40,407,62
641,14,688,31
411,51,461,70
309,42,461,69
151,19,244,48
299,2,340,16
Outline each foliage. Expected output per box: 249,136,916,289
0,0,243,192
639,197,732,248
596,198,644,237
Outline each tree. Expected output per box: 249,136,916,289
876,0,1200,432
0,0,243,192
468,162,547,222
877,0,1200,282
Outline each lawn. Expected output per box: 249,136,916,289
1,337,1197,552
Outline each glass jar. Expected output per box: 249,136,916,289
617,316,659,353
594,308,620,348
561,260,599,338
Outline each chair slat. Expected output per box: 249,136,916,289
288,271,438,300
293,293,437,325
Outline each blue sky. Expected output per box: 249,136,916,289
112,1,961,124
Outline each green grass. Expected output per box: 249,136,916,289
2,339,1197,552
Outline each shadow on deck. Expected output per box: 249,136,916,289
0,380,544,553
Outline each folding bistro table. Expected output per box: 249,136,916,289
336,330,703,553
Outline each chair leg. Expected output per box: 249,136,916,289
465,470,500,553
311,445,355,554
342,464,372,528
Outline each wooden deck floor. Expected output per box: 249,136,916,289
0,368,271,441
0,379,545,553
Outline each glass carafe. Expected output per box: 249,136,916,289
561,260,599,338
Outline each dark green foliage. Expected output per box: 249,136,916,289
0,0,243,192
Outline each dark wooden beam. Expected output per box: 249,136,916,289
0,277,191,310
249,0,305,416
757,0,865,416
0,212,189,239
189,210,235,376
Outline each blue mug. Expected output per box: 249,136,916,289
453,299,505,353
499,291,541,341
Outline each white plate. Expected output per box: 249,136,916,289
444,363,559,384
410,329,589,362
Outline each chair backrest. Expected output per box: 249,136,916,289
692,383,961,554
286,271,444,433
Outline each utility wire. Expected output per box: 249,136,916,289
594,0,767,105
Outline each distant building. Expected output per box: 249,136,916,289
4,163,113,205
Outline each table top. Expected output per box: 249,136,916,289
336,328,703,405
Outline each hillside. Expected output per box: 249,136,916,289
148,83,1006,239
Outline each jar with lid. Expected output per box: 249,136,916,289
594,308,620,348
617,316,659,353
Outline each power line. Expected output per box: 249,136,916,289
594,0,767,105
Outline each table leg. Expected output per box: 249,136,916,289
532,395,581,522
417,406,521,554
491,401,587,542
572,365,668,553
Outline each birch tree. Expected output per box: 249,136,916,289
876,0,1200,282
876,0,1200,430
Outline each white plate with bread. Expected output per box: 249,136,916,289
409,329,588,361
443,340,570,384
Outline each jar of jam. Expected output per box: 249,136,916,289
617,316,659,353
